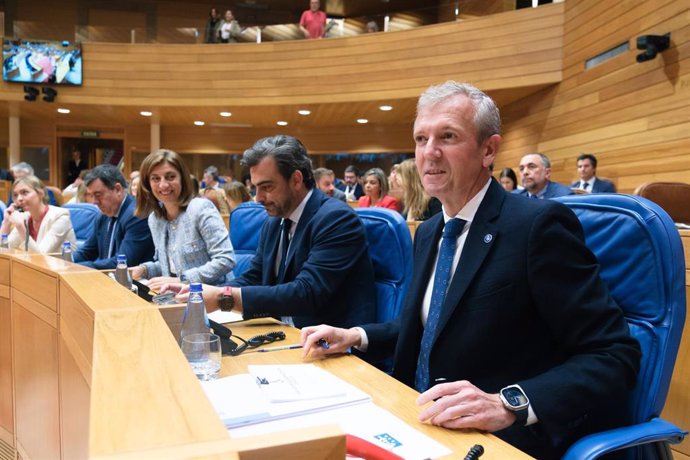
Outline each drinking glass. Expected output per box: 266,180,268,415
181,333,221,381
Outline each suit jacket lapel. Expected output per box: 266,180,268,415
283,190,322,272
432,181,503,341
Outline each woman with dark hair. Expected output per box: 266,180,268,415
131,149,235,290
0,175,76,252
499,167,519,192
358,167,400,211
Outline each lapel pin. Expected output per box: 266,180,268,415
483,234,493,243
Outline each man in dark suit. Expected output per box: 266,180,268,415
515,153,573,199
571,153,617,193
302,82,640,459
73,164,154,269
166,135,376,329
336,165,364,200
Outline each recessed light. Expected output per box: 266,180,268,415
194,121,205,126
57,108,70,114
298,109,311,116
379,105,393,111
140,111,153,117
220,111,232,117
356,118,369,124
277,121,288,126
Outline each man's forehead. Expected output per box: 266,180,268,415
520,156,543,167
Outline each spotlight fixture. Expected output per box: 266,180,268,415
297,109,311,116
276,121,288,126
219,111,232,117
140,111,153,117
23,86,39,102
636,33,670,63
42,87,57,102
356,118,369,124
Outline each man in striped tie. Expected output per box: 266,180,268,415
302,81,640,459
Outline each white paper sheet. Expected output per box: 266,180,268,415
208,309,244,324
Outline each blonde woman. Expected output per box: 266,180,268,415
221,180,252,212
0,175,77,252
398,159,441,221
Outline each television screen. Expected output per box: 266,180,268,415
2,38,82,85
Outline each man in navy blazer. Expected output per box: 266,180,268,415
302,82,640,459
73,164,154,269
571,153,617,193
169,135,377,329
336,165,364,200
514,153,573,199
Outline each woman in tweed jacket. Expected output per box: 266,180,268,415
131,149,235,291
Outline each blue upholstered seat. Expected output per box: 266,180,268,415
354,208,413,324
229,202,268,278
62,203,100,249
555,194,687,459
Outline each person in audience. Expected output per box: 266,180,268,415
242,174,256,197
204,7,221,44
219,9,240,43
365,21,379,33
72,164,154,269
498,167,519,192
338,165,363,201
358,167,400,211
398,158,441,221
8,162,58,206
301,81,640,459
163,135,376,329
571,153,616,193
203,187,230,214
314,167,346,202
128,175,140,198
221,180,252,212
388,163,403,202
67,149,87,186
299,0,327,39
130,170,140,182
202,166,221,190
130,149,234,290
515,153,573,199
63,168,89,198
190,174,200,196
0,175,76,253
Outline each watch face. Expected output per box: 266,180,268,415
502,386,528,408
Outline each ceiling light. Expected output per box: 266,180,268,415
379,105,393,111
57,108,70,114
277,121,288,126
219,111,232,117
140,111,153,117
356,118,369,124
298,109,311,116
194,121,205,126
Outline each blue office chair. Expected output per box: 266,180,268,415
229,202,268,278
0,200,5,229
355,208,413,324
63,203,100,249
554,194,687,459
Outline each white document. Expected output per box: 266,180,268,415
231,401,452,460
208,309,244,324
201,364,370,428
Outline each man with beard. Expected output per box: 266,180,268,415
165,135,376,329
515,153,572,199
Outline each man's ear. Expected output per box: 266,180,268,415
482,134,501,168
291,170,304,188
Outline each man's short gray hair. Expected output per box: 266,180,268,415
11,162,34,176
417,81,501,145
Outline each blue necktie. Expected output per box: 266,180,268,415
415,218,466,392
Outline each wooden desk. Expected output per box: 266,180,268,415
0,252,346,459
662,229,690,460
223,320,533,460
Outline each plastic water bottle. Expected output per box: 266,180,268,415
0,234,8,249
114,254,132,289
61,241,73,262
180,283,210,343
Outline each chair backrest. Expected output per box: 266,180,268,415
0,200,5,228
354,208,413,324
555,194,686,425
229,202,268,278
634,182,690,224
63,203,100,248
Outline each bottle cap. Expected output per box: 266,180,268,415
117,254,127,262
189,282,203,293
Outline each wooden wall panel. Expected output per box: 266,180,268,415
498,0,690,194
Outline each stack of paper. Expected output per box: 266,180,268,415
200,364,452,459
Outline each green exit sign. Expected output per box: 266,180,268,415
81,130,100,138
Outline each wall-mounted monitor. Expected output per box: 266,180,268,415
2,38,82,85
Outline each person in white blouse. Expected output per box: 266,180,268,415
0,175,76,253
